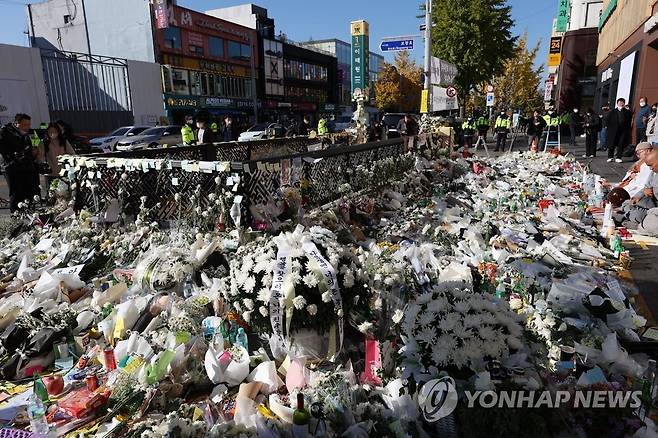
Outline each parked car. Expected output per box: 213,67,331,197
238,123,284,142
381,113,408,138
333,116,354,132
90,126,150,153
115,126,181,151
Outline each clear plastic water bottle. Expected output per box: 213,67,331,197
235,327,249,351
27,393,50,434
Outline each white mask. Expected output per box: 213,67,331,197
640,102,647,107
574,109,579,113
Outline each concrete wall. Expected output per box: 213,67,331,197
85,0,155,62
0,44,50,126
127,60,165,125
206,4,261,29
29,0,89,53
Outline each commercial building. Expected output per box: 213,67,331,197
207,4,339,122
595,0,658,116
548,0,602,112
301,39,384,114
156,4,260,126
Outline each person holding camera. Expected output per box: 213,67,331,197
36,122,76,194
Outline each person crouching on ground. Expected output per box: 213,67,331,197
607,142,655,208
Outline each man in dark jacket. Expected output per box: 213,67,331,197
0,114,38,212
222,116,234,142
569,108,581,147
606,97,632,163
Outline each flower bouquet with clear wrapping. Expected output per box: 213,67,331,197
220,225,370,360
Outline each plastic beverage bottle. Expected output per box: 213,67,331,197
27,393,50,434
235,327,249,351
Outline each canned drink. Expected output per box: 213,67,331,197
86,374,98,391
103,346,117,371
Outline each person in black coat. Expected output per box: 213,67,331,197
526,110,546,150
0,114,39,212
569,108,581,147
222,116,235,142
606,97,632,162
583,108,600,158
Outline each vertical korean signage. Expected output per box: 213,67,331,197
154,0,169,30
555,0,570,32
351,20,370,99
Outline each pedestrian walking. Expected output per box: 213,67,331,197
636,96,651,144
598,106,610,151
195,116,217,144
397,114,418,151
494,110,510,152
222,116,235,142
606,98,632,163
181,115,196,145
583,108,600,158
36,122,76,195
0,113,39,212
569,108,581,147
526,110,546,151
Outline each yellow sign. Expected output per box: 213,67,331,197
548,53,561,67
351,20,369,36
420,89,429,113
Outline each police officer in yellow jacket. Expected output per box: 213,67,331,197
317,117,328,135
494,109,511,152
461,116,477,149
181,115,196,145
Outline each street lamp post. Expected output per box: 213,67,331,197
424,0,432,112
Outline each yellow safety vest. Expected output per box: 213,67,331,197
181,124,196,145
31,131,40,148
317,119,328,135
495,117,510,129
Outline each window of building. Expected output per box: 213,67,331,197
190,71,202,96
209,37,224,58
171,68,189,94
228,41,251,60
189,45,204,56
164,27,182,50
162,67,172,93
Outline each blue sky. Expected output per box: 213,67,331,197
0,0,556,70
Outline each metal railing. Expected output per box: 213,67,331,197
65,136,449,224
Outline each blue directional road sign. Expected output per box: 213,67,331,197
380,39,414,52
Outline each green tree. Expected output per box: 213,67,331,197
492,34,544,114
429,0,517,113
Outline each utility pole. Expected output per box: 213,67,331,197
424,0,432,113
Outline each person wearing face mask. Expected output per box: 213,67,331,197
598,105,610,151
636,97,651,144
605,97,632,163
646,103,658,145
195,115,217,144
0,113,39,212
181,115,196,145
494,109,510,152
36,122,76,195
569,107,582,147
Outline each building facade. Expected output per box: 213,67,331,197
208,4,339,121
156,5,260,125
302,38,384,114
595,0,658,117
550,0,602,112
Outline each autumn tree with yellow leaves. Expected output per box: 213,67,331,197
375,51,422,112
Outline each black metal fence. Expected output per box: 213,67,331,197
65,135,448,224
